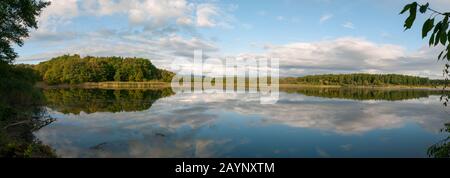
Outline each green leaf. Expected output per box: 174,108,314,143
435,33,441,46
400,3,412,14
446,46,450,60
447,30,450,43
419,3,429,13
432,22,442,46
422,18,434,38
440,16,449,45
442,16,449,28
430,32,435,46
403,2,418,30
440,31,447,45
434,22,442,33
439,51,444,60
435,27,442,46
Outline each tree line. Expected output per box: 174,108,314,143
280,73,446,86
34,54,175,85
34,56,447,87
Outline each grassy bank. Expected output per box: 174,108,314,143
36,81,172,90
36,81,448,91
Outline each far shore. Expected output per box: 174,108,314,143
278,84,448,91
35,81,449,91
35,81,172,90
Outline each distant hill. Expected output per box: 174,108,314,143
34,54,174,85
280,73,446,86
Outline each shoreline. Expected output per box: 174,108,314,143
35,82,448,91
278,84,448,91
35,81,172,90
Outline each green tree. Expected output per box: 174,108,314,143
135,70,144,81
34,55,171,84
279,73,438,86
0,0,55,157
0,0,50,63
114,70,123,81
400,1,450,105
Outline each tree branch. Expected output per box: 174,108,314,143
428,7,445,16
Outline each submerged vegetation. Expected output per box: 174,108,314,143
34,54,175,85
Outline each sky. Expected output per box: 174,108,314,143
14,0,450,79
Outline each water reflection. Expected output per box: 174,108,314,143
283,87,449,101
43,88,174,114
36,88,450,157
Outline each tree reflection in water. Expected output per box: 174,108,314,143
43,88,174,114
39,87,450,157
282,87,450,101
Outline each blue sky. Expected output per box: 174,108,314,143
15,0,450,78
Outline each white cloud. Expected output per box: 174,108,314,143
319,14,333,23
196,4,219,27
36,0,230,29
176,16,194,26
342,21,355,29
21,1,234,67
22,1,446,79
36,0,79,31
41,0,79,20
82,0,194,27
241,37,444,78
19,32,219,70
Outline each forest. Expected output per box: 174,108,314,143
34,54,175,85
34,56,447,87
280,73,446,86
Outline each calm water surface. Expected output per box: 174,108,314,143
35,88,450,157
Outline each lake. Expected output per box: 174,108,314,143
35,87,450,158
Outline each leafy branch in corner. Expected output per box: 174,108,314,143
400,2,450,106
